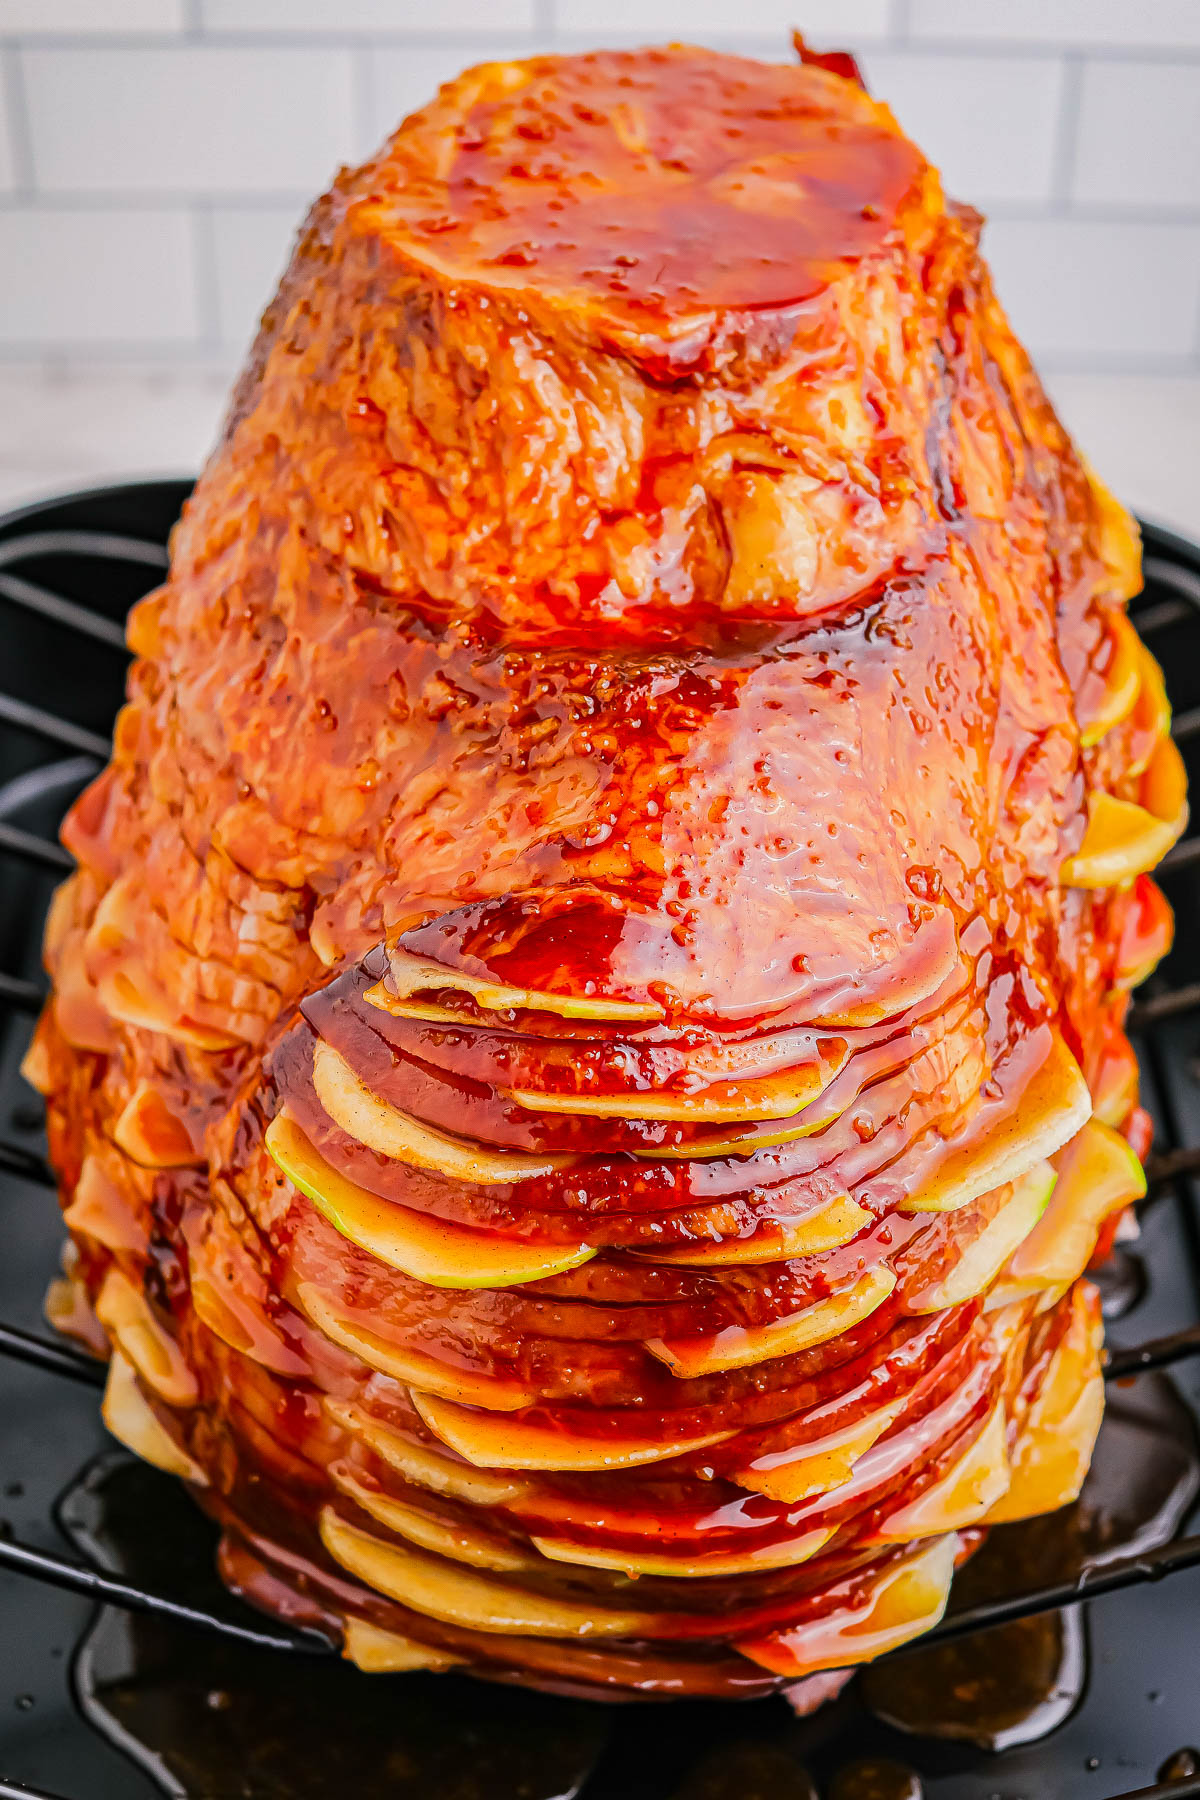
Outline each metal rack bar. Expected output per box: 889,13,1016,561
0,1325,105,1388
925,1530,1200,1647
0,1538,331,1657
0,574,127,653
1106,1324,1200,1381
0,503,1198,1800
0,530,167,575
0,972,41,1013
0,694,108,760
0,823,72,873
0,1143,54,1187
1130,982,1200,1031
1159,836,1200,875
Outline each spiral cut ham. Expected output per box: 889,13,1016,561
29,39,1182,1701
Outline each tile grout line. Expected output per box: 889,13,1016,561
1,40,34,196
1050,50,1084,210
2,31,1200,59
190,200,221,354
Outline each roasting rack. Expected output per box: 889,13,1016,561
3,484,1200,1799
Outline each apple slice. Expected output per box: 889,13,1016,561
899,1032,1090,1214
295,1282,536,1411
410,1389,736,1472
736,1534,958,1677
62,1154,150,1256
645,1265,896,1379
341,1618,463,1673
988,1118,1145,1306
529,1524,833,1579
331,1466,539,1572
1090,1037,1139,1129
376,949,664,1022
95,1268,198,1408
324,1399,531,1505
1078,609,1141,749
102,1352,207,1485
904,1164,1056,1313
112,1080,201,1169
311,1041,575,1184
649,1091,849,1159
868,1402,1010,1542
1061,737,1188,890
319,1508,658,1638
503,1050,846,1124
632,1195,870,1268
984,1285,1104,1524
732,1399,905,1502
1124,641,1172,778
266,1112,595,1288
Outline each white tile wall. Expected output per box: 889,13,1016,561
0,2,1197,370
983,218,1200,362
909,0,1200,51
366,42,544,142
202,0,537,31
22,47,360,195
0,53,16,193
863,51,1065,206
0,0,186,33
554,0,890,40
209,205,305,349
1074,61,1200,211
0,208,197,345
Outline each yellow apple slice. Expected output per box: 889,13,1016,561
984,1286,1104,1524
62,1155,150,1256
266,1113,594,1289
102,1352,207,1485
632,1196,870,1268
331,1467,538,1572
530,1524,833,1579
1141,731,1189,833
1091,1041,1139,1128
410,1389,736,1472
868,1403,1010,1543
989,1118,1145,1306
503,1051,846,1124
736,1534,958,1677
905,1164,1056,1313
1125,642,1171,777
311,1042,575,1185
95,1268,198,1408
731,1399,905,1502
379,949,664,1022
898,1033,1090,1214
648,1095,848,1160
112,1080,201,1169
295,1283,535,1412
324,1400,531,1506
645,1265,896,1379
1061,738,1188,889
341,1618,463,1673
1079,609,1141,749
319,1509,657,1638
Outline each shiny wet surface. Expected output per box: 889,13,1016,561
5,487,1200,1797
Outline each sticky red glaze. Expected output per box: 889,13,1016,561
32,38,1172,1698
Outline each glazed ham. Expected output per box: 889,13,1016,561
27,41,1185,1699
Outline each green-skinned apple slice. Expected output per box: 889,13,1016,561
266,1111,595,1289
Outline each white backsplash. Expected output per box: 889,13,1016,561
0,0,1197,384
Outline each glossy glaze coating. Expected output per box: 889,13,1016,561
29,39,1183,1699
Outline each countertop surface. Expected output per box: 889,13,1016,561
1,365,1197,543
